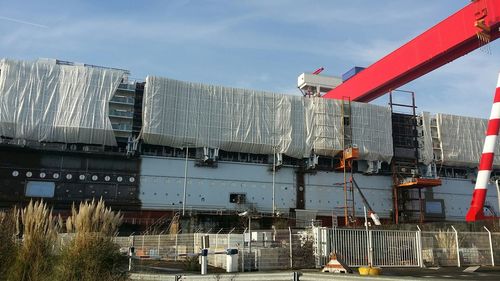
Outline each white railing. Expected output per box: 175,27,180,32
371,229,419,267
313,226,500,268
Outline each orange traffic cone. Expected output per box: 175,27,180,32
322,253,352,274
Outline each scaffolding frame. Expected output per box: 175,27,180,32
389,90,425,224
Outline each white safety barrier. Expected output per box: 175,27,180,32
313,226,499,268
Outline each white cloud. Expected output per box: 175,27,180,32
0,15,48,28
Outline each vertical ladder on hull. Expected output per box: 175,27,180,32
389,90,442,224
389,90,424,224
341,97,356,225
430,118,443,163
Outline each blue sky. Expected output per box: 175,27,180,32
1,0,499,118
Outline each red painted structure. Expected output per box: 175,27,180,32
323,0,500,102
466,74,500,221
322,0,500,222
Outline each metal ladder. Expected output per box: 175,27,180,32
341,97,355,225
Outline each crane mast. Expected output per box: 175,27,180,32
320,0,500,222
323,0,500,102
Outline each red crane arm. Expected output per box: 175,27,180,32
323,0,500,102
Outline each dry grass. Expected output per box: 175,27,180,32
1,199,128,281
7,200,59,281
65,198,122,236
0,210,17,281
54,198,127,281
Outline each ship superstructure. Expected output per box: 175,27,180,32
0,58,499,230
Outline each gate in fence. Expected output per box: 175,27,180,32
314,227,421,267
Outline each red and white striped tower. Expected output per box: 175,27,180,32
466,73,500,221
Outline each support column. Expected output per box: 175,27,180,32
466,73,500,221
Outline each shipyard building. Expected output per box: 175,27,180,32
0,58,498,230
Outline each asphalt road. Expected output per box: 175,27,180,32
131,267,500,280
363,266,500,280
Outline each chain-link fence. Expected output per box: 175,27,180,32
419,228,496,267
458,231,493,266
420,230,459,266
71,225,500,272
110,228,315,272
492,233,500,265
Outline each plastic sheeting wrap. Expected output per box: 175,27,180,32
419,112,434,165
435,113,500,167
143,76,394,162
304,99,393,162
350,102,393,162
142,76,309,158
304,98,343,157
0,59,124,146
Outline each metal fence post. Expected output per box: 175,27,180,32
215,229,222,251
242,228,246,272
332,226,337,257
368,229,373,267
228,227,235,249
416,225,424,268
289,227,293,269
316,227,323,267
484,226,495,266
193,232,197,252
157,234,161,256
451,226,460,267
175,232,178,261
142,234,145,254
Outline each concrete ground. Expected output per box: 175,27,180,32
130,266,500,280
369,266,500,280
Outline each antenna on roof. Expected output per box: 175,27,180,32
312,67,324,75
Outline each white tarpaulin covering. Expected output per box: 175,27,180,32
304,98,343,157
303,98,393,162
142,76,309,158
0,59,124,146
142,76,393,162
351,102,393,162
434,113,500,167
419,112,435,165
